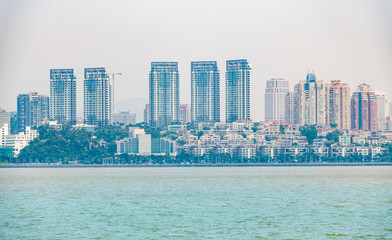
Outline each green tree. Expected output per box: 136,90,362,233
300,125,318,145
326,130,343,143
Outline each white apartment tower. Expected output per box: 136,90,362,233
226,59,251,122
375,92,386,120
191,61,220,123
285,91,297,124
84,67,112,127
294,71,326,126
265,78,289,121
149,62,180,128
50,69,76,125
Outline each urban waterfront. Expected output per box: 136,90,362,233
1,166,391,239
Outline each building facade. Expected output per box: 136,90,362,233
294,71,326,126
149,62,179,128
191,61,220,123
0,108,10,129
113,111,136,126
84,67,112,127
179,104,190,125
17,92,49,132
50,69,76,125
144,104,150,124
285,92,297,124
326,80,350,129
265,78,289,121
351,83,378,131
226,59,251,122
1,124,38,156
375,92,386,120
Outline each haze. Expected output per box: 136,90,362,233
0,0,391,121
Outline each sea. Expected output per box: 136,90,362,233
0,166,391,239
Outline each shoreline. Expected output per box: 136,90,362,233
1,162,392,168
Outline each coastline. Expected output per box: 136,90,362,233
1,162,392,168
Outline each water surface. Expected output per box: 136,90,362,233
1,167,391,239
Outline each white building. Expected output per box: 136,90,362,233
294,71,326,126
84,67,112,127
191,61,220,123
149,62,179,128
0,123,9,146
0,108,10,130
50,69,76,125
375,92,386,120
226,59,251,122
113,111,136,126
1,125,38,156
265,78,289,121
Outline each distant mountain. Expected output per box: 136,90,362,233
115,98,148,123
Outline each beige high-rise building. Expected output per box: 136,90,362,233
375,92,386,120
0,108,10,129
326,80,350,129
294,71,326,126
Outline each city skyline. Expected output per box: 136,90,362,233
4,64,392,126
1,0,391,122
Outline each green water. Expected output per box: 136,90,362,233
1,167,391,239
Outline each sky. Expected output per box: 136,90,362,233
0,0,391,121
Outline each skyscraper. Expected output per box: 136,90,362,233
191,61,220,123
375,92,386,120
144,104,150,124
50,69,76,125
149,62,179,128
294,71,326,126
326,80,350,129
265,78,289,121
389,102,392,117
285,91,297,124
351,83,377,131
226,59,251,123
84,67,112,127
17,92,49,132
179,104,190,125
0,108,10,129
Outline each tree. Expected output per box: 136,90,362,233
279,125,286,134
300,125,318,145
197,131,204,139
326,130,343,143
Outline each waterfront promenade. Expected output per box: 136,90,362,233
1,162,392,168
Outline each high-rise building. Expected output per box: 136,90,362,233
149,62,179,128
179,104,190,125
375,92,386,120
113,111,136,126
285,92,297,124
0,108,10,129
265,78,289,121
17,92,49,132
294,71,326,126
144,104,150,124
351,83,377,131
389,102,392,117
326,80,350,129
50,69,76,125
84,67,112,127
191,61,220,123
226,59,251,123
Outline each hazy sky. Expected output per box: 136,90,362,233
0,0,391,121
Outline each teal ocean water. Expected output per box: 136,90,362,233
1,167,391,239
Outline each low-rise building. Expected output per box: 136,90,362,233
3,126,38,156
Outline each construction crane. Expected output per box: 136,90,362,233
108,72,122,124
